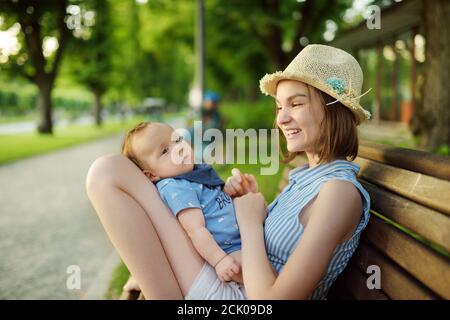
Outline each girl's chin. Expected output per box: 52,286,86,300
287,143,305,153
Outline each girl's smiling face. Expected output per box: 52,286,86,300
132,123,194,182
275,80,325,154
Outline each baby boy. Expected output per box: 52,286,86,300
122,121,243,284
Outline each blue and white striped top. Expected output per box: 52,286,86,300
264,159,371,299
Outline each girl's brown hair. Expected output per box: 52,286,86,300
121,121,151,170
278,84,359,164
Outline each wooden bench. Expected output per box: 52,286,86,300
120,140,450,300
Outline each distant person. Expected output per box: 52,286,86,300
202,91,223,132
186,91,223,160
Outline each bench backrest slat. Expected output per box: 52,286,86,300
359,141,450,181
355,157,450,216
328,264,390,299
361,180,450,252
362,216,450,299
351,242,438,299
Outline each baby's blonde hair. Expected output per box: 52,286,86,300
121,121,151,170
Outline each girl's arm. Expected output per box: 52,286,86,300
235,180,362,299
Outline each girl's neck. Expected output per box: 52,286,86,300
305,152,345,169
305,152,321,169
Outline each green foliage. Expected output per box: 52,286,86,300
436,144,450,156
220,99,275,130
0,85,91,117
0,0,70,79
0,0,370,124
65,0,113,94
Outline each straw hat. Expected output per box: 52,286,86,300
259,44,372,125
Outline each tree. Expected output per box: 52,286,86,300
203,0,354,100
106,0,195,109
0,0,71,134
66,0,112,126
419,0,450,151
212,0,353,69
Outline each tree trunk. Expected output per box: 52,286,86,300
36,79,53,134
93,88,103,126
421,0,450,151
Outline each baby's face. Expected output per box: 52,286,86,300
132,123,194,182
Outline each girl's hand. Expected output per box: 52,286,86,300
223,168,258,197
233,192,268,228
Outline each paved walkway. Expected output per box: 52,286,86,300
0,134,124,299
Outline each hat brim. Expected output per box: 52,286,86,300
259,71,370,125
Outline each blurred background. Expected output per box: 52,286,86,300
0,0,448,299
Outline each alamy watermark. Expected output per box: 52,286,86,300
173,121,281,176
366,264,381,290
66,265,81,290
366,5,381,30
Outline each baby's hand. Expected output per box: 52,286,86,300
223,168,258,197
214,255,241,282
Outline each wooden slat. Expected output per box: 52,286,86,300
355,157,450,216
359,140,450,181
330,0,422,50
362,216,450,299
352,242,438,299
328,265,390,300
360,180,450,252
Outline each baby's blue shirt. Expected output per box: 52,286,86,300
156,178,241,254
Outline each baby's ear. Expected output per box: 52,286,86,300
143,169,159,182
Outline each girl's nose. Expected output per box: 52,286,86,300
276,107,292,126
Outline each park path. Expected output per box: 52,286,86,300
0,134,124,299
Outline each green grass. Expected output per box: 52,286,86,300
0,114,36,124
104,262,131,300
0,117,148,165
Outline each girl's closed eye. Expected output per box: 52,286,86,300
276,103,304,111
292,101,305,107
